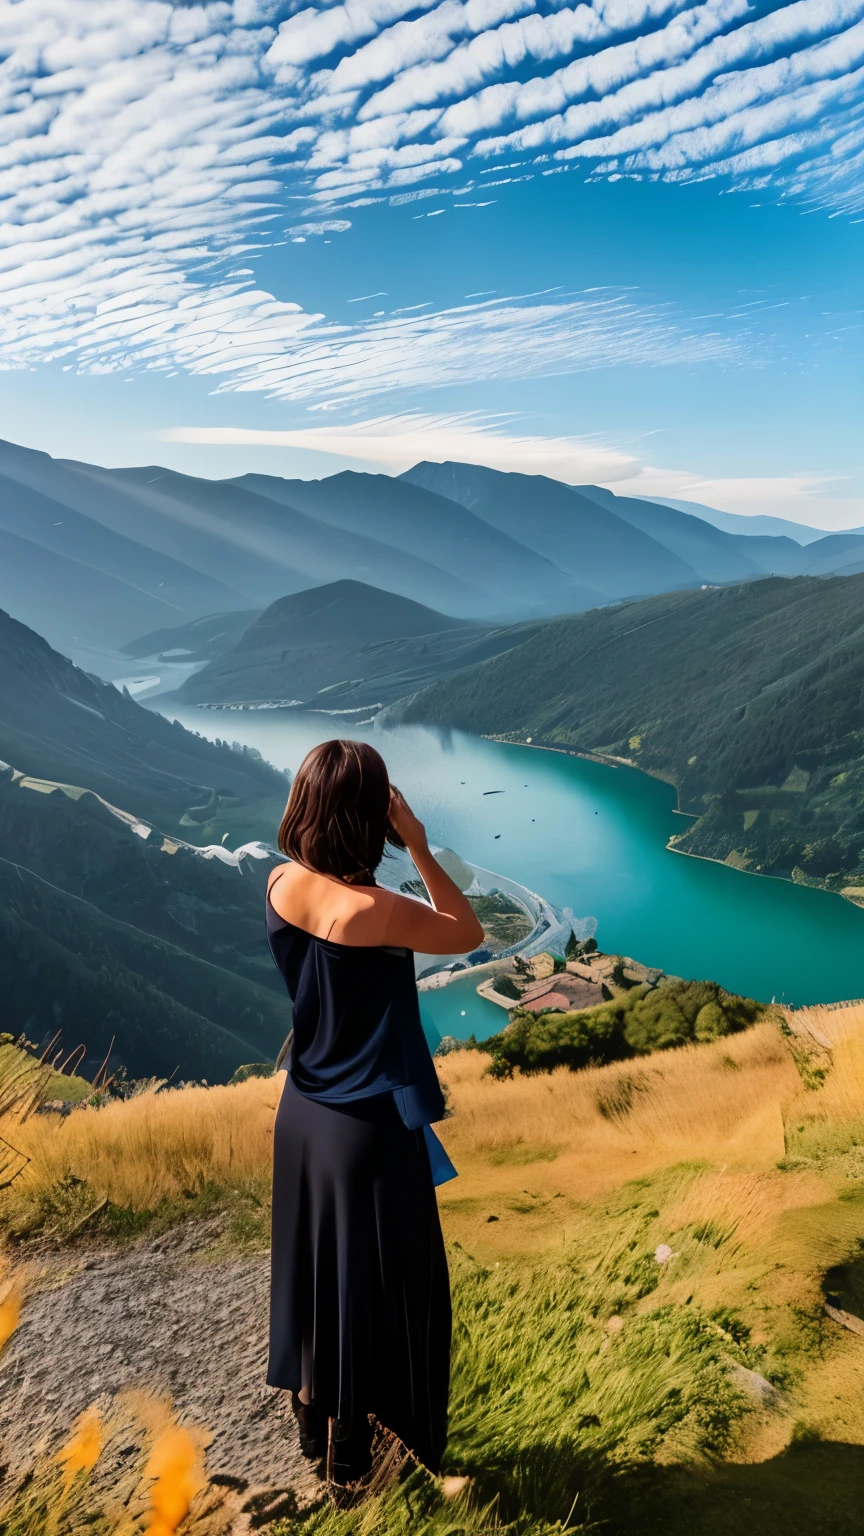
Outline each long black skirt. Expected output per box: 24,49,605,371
268,1074,451,1472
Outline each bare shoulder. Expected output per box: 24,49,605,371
334,883,396,943
267,860,320,911
268,861,395,944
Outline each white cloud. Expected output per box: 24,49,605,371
0,0,860,412
667,473,834,502
43,287,743,402
162,412,864,528
287,219,353,235
163,411,645,481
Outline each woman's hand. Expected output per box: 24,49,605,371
388,786,428,851
384,790,484,953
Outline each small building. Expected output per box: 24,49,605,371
520,989,574,1014
519,974,605,1013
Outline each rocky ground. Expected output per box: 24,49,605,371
0,1220,318,1511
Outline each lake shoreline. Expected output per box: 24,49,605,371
162,705,864,1013
484,733,855,908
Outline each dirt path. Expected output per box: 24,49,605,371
0,1222,318,1507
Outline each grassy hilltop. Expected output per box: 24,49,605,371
3,1003,864,1533
393,574,864,897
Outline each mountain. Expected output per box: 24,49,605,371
0,440,305,614
722,534,810,576
0,768,280,996
235,469,602,617
400,461,705,598
103,463,486,618
8,431,864,674
0,610,295,1079
122,610,262,665
646,497,828,545
0,470,247,660
0,850,286,1082
177,579,536,711
390,573,864,895
9,433,864,671
0,440,486,652
798,533,864,578
0,525,194,660
719,532,864,579
572,484,765,584
0,606,288,843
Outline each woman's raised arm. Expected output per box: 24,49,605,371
383,788,484,955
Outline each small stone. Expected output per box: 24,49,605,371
605,1315,624,1334
825,1302,864,1336
442,1475,470,1499
654,1244,675,1264
730,1364,782,1404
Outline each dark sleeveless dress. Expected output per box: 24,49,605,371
266,875,452,1474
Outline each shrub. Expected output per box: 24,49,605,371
623,990,690,1053
483,980,765,1077
228,1063,273,1085
694,1001,728,1042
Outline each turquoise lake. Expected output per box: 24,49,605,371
168,707,864,1041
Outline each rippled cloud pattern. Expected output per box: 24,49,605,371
0,0,859,396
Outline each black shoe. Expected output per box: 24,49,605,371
291,1392,327,1461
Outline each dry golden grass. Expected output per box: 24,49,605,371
1,1011,861,1252
4,1006,864,1471
0,1075,281,1231
439,1021,794,1166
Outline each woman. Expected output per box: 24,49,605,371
266,739,483,1487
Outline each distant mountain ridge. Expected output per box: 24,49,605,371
401,460,704,596
645,497,829,545
2,434,863,676
234,468,602,617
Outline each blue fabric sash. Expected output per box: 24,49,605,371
423,1125,458,1186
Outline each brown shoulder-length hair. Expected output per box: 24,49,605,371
277,739,404,880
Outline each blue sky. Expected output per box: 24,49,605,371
0,0,861,527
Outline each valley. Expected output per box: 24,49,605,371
6,442,864,1082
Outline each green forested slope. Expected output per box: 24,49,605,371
0,606,288,843
395,575,864,891
0,857,289,1080
179,579,534,709
0,609,294,1078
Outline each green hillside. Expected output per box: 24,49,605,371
0,608,296,1079
394,575,864,894
0,770,281,996
0,606,288,844
179,579,537,709
0,858,288,1081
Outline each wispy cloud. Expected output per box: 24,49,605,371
0,282,749,402
163,410,862,526
163,411,645,481
0,0,859,403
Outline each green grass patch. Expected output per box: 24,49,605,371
487,1143,562,1167
270,1237,756,1536
2,1169,271,1251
